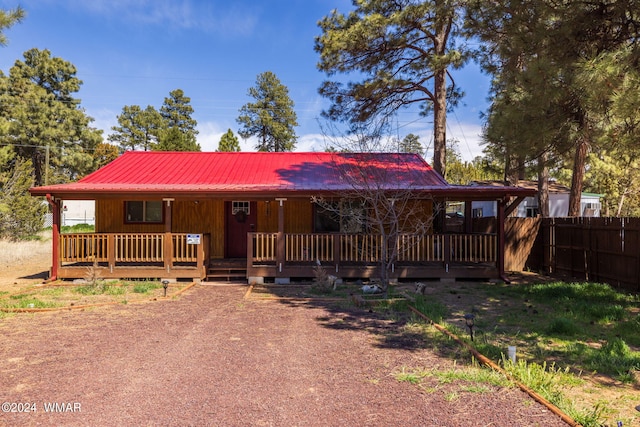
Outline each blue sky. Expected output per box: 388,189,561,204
0,0,490,161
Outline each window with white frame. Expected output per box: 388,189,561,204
232,201,250,215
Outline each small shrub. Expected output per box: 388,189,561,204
82,260,108,294
311,263,335,294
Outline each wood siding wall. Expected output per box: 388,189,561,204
173,200,225,259
96,200,164,233
96,197,432,261
96,199,226,259
255,199,313,233
256,201,278,232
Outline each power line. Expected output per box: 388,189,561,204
0,142,100,152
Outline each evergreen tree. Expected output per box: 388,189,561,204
158,89,199,151
0,6,25,46
92,142,120,170
109,105,163,152
0,48,102,186
156,126,200,151
399,133,423,155
217,129,241,152
315,0,468,176
0,156,46,240
237,71,298,152
466,0,640,215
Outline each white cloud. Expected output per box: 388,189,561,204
90,108,118,139
63,0,257,36
196,121,227,152
447,122,486,162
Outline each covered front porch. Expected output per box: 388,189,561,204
248,231,500,283
53,230,500,282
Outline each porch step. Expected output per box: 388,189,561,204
207,260,247,282
206,268,246,282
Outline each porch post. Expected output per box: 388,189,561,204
163,198,174,274
464,201,473,233
497,197,507,281
333,233,340,274
46,194,60,280
275,198,287,283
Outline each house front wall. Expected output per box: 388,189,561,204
95,198,316,260
95,197,435,261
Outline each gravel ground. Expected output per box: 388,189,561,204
0,284,568,427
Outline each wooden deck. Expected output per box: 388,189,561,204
53,231,500,282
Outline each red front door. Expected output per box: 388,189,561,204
225,201,257,258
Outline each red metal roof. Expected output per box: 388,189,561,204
30,151,534,200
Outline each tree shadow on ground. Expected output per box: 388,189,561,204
247,282,434,353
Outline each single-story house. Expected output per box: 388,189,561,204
469,180,602,218
30,151,534,283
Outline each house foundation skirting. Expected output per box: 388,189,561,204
247,262,498,282
57,264,206,281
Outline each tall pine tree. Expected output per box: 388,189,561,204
315,0,468,176
237,71,298,152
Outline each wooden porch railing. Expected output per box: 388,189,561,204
58,233,209,280
250,232,497,265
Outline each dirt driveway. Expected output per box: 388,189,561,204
0,283,569,427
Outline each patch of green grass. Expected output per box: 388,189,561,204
412,295,447,323
434,365,510,388
1,298,60,309
60,223,95,233
132,282,160,294
405,279,639,426
545,317,579,336
394,367,427,384
106,286,126,296
583,338,640,381
503,359,603,426
38,287,66,297
459,384,490,393
74,282,109,295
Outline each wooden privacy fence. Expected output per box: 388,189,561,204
473,217,541,271
542,217,640,292
475,216,640,292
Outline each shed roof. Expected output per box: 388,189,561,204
30,151,534,200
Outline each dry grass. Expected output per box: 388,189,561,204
0,233,51,265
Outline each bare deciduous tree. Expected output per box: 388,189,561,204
315,128,437,295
